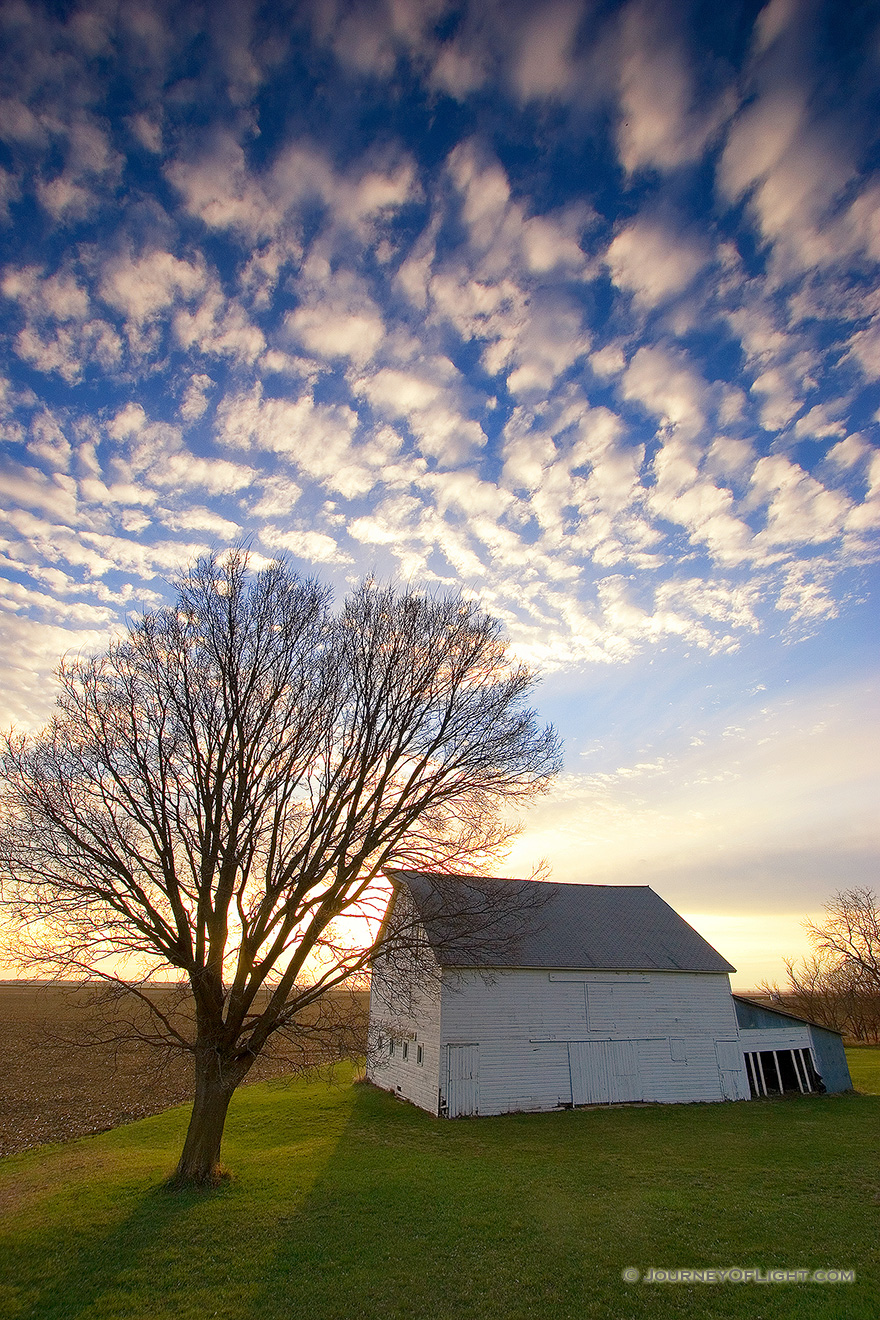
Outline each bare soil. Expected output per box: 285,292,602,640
0,982,368,1157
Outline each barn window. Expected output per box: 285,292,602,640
402,1040,409,1061
669,1038,687,1063
389,1038,395,1056
417,1044,424,1066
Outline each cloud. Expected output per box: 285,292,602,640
259,523,352,565
35,114,123,221
407,142,592,395
2,266,122,383
180,373,215,422
606,216,708,307
173,278,265,364
0,613,123,730
0,463,79,523
100,251,206,325
716,0,877,280
166,131,281,239
106,402,256,495
285,264,385,367
510,1,581,101
168,131,419,247
750,455,852,547
621,344,709,436
217,383,411,498
353,360,486,466
615,0,732,173
159,505,241,538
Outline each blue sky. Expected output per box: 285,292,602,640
1,0,878,984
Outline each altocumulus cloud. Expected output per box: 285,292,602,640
0,0,877,976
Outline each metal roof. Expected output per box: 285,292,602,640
732,994,845,1035
388,869,735,974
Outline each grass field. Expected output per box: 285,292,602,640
846,1045,880,1095
0,1052,877,1320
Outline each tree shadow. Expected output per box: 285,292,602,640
3,1179,219,1320
1,1075,360,1320
246,1082,514,1320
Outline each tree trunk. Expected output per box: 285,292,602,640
171,1050,240,1188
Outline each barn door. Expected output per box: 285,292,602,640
446,1044,480,1117
715,1040,747,1100
569,1041,643,1105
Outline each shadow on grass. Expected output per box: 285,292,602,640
2,1079,877,1320
2,1180,228,1320
0,1075,360,1320
246,1084,880,1320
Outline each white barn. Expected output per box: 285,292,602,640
367,870,852,1117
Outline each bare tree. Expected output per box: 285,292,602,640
0,551,560,1186
806,888,880,990
759,889,880,1044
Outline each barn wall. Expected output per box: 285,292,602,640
808,1025,853,1093
366,936,442,1114
738,1026,811,1051
438,968,749,1115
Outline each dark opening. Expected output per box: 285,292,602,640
746,1048,822,1097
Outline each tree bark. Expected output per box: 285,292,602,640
171,1049,241,1188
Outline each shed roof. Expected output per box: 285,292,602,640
731,993,845,1036
387,869,735,974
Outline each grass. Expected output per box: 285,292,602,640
0,1054,877,1320
846,1045,880,1096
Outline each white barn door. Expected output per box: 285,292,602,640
447,1044,480,1117
569,1041,641,1105
715,1040,749,1100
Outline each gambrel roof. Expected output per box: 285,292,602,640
387,869,735,974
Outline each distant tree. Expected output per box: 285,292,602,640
805,888,880,990
760,889,880,1044
0,551,561,1186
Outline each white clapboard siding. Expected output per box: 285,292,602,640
366,940,443,1114
738,1025,811,1052
437,968,749,1114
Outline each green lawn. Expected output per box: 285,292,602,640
0,1056,877,1320
847,1045,880,1096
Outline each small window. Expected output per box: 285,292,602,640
417,1044,424,1066
670,1038,687,1063
402,1040,409,1061
389,1038,395,1056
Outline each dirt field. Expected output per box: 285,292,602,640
0,982,368,1157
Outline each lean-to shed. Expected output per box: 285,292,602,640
366,870,853,1117
732,994,851,1096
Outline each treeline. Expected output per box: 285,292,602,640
761,889,880,1045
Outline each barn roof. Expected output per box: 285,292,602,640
731,993,845,1035
387,870,735,974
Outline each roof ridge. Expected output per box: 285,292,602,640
385,868,653,891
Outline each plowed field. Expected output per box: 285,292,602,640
0,982,368,1155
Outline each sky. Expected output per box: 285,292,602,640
0,0,878,988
